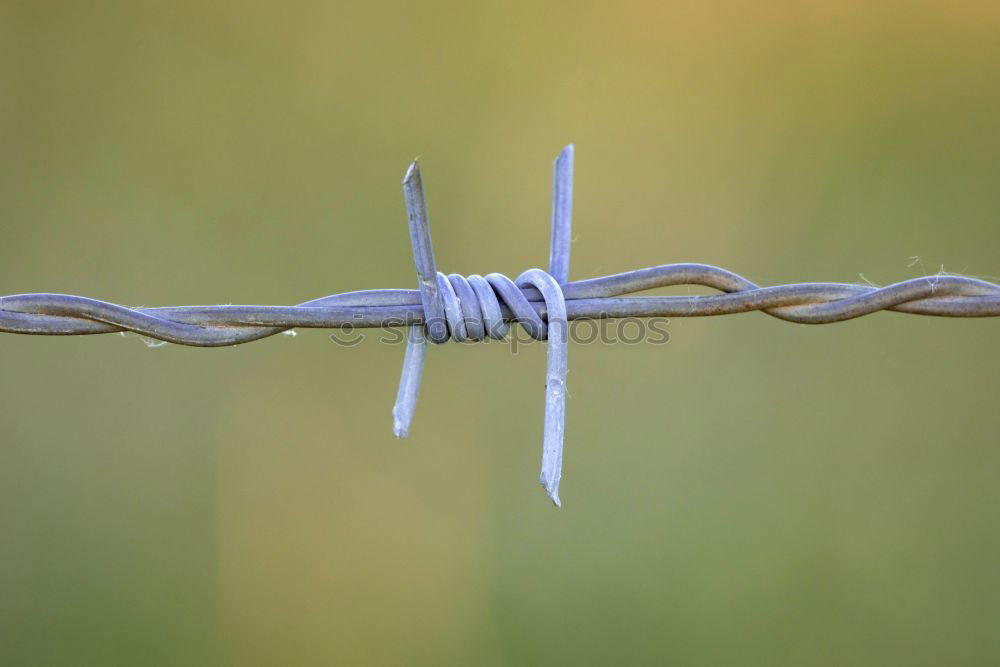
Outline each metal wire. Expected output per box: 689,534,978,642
4,269,999,340
3,145,999,505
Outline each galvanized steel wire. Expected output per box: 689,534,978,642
3,145,999,505
4,266,999,342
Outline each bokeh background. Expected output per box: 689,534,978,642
3,2,1000,665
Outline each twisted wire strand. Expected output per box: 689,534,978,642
2,266,999,345
3,145,999,507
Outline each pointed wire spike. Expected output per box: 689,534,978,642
403,158,421,185
549,144,574,285
393,159,446,438
402,160,447,343
530,144,576,507
516,269,569,509
392,324,427,438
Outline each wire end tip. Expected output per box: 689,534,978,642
403,159,421,185
541,479,562,508
557,144,574,161
392,413,410,439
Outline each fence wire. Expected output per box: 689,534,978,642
3,145,998,505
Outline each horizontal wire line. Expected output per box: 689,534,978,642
1,264,999,347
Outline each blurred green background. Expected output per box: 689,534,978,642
3,1,1000,665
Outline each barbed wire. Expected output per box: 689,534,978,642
3,145,999,506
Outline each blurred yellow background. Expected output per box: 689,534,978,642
3,1,1000,664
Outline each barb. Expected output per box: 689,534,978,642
3,146,1000,506
394,150,572,506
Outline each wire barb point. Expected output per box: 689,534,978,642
403,159,420,184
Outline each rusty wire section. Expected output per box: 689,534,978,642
3,145,999,506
